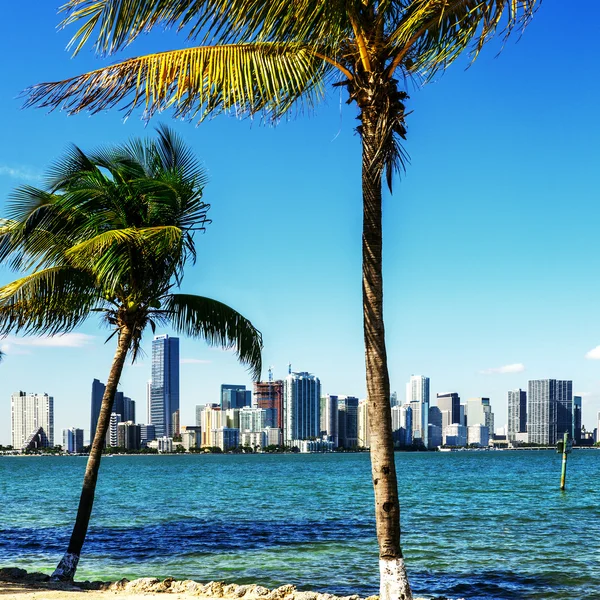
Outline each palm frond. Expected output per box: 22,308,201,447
161,293,263,380
0,266,99,336
59,0,350,56
24,43,331,122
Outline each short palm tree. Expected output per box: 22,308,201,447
23,2,539,597
0,125,262,581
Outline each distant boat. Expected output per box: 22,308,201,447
438,447,452,452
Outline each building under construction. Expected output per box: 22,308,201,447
254,380,284,430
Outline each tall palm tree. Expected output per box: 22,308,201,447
0,125,262,581
23,2,539,597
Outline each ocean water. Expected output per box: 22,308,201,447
0,451,599,600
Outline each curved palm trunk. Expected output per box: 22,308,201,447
361,105,413,600
52,324,133,582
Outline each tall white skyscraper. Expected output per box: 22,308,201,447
406,375,429,448
11,392,54,449
284,372,321,444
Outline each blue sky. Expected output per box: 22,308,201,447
1,3,600,445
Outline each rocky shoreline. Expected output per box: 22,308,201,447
0,568,439,600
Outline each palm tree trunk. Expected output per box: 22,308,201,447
361,105,413,600
52,324,133,582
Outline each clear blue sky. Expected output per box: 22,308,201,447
1,3,600,445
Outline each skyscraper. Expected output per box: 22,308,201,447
466,397,495,435
151,335,180,438
221,384,251,410
527,380,572,445
338,396,359,448
573,396,582,443
320,394,339,447
254,380,284,429
391,404,412,447
11,392,54,449
357,399,370,448
507,389,527,442
90,379,106,442
436,392,460,427
283,371,321,444
406,375,429,448
146,380,152,424
63,428,84,453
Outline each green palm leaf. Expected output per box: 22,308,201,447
161,293,263,380
24,43,331,122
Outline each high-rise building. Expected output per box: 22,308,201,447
151,335,180,438
221,385,251,410
527,380,572,445
437,393,460,427
63,428,84,453
357,399,370,448
320,394,339,447
573,396,582,443
466,398,495,435
507,389,527,442
390,391,399,407
139,424,156,445
391,404,412,447
467,425,489,447
11,392,54,449
443,424,467,447
283,372,321,444
338,396,359,448
406,375,430,448
113,392,136,423
117,422,141,450
109,413,122,447
254,380,284,429
199,404,221,447
181,426,201,450
239,407,266,432
212,427,240,451
90,379,106,442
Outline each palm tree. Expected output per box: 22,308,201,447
22,2,539,596
0,125,262,581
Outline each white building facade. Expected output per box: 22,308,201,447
11,392,54,449
406,375,430,448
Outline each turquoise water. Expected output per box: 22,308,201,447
1,451,599,599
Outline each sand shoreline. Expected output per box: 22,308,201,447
0,569,435,600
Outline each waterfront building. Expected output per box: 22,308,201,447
290,439,335,453
283,372,321,444
11,392,54,449
181,426,201,450
224,408,241,429
428,406,442,428
139,424,156,445
437,392,460,426
443,424,467,447
467,424,490,447
406,375,429,448
460,404,467,426
508,389,527,442
466,398,495,435
150,334,180,438
199,404,221,447
108,413,122,447
117,421,141,450
263,427,282,446
320,394,339,447
62,428,84,453
212,427,240,451
390,391,399,407
239,407,266,432
527,380,572,445
221,384,251,410
391,404,412,447
428,424,442,449
157,436,173,453
241,430,265,450
254,380,284,429
573,396,582,443
338,396,359,448
90,379,106,442
357,399,370,448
